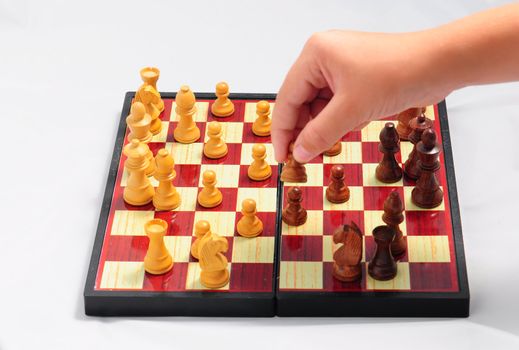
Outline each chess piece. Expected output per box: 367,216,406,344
368,225,397,281
174,85,201,143
248,143,272,181
396,107,425,140
203,121,228,159
237,199,263,238
139,67,164,112
191,220,212,259
153,149,181,211
199,234,230,288
280,143,307,183
282,186,307,226
404,114,434,180
123,139,155,206
375,122,403,183
412,129,444,208
143,218,173,274
332,222,363,282
323,141,342,157
211,81,234,117
126,102,152,143
198,170,223,208
383,191,406,258
139,85,162,135
252,100,272,136
143,142,155,177
326,165,350,203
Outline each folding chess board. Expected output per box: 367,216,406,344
84,92,469,317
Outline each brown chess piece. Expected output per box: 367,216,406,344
404,114,434,180
280,143,307,183
368,225,397,281
412,129,444,208
325,165,350,203
323,141,342,157
382,191,406,258
282,186,307,226
375,122,403,183
332,222,363,282
396,107,426,140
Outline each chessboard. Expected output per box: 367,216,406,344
84,92,469,317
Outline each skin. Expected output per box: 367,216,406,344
272,2,519,163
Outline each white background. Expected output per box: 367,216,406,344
1,0,518,349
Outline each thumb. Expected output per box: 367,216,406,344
292,96,359,163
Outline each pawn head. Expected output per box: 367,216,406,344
203,169,217,184
195,220,211,235
215,81,229,95
256,100,270,114
288,186,302,200
130,102,146,120
330,164,344,179
252,143,266,157
242,198,257,214
129,139,140,148
208,121,222,135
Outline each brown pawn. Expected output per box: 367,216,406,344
282,187,307,226
280,143,307,183
383,191,406,258
375,122,403,183
368,225,397,281
332,222,363,282
404,114,434,180
396,107,426,140
323,141,342,157
412,129,444,208
326,165,350,203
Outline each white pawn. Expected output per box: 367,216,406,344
204,121,228,159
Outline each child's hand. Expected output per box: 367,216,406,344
271,30,453,163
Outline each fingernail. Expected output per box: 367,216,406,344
293,144,314,163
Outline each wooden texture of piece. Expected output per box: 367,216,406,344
143,219,173,275
123,139,155,206
396,107,425,140
247,143,272,181
199,233,230,288
252,100,272,136
323,141,342,157
174,85,200,143
237,199,263,238
332,222,363,282
153,149,181,211
282,186,307,226
375,122,403,183
126,102,152,143
191,220,212,260
368,225,397,281
325,164,350,203
412,128,444,208
204,121,228,159
138,66,164,112
211,81,235,117
280,143,307,183
383,190,406,258
404,114,434,180
197,170,223,208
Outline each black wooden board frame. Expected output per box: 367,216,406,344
84,93,469,317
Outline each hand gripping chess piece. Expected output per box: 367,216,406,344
123,139,155,206
139,67,164,112
211,81,235,117
375,122,403,183
368,225,397,281
199,233,230,288
252,100,272,136
204,121,228,159
396,107,425,140
323,141,342,157
332,222,363,282
248,143,272,181
198,170,223,208
191,220,213,260
404,114,433,180
174,85,200,144
237,199,263,238
143,218,173,275
126,102,153,143
383,191,406,258
326,165,350,203
280,143,307,183
153,149,181,211
282,186,307,226
411,128,444,208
